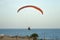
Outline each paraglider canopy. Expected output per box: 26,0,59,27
17,5,43,14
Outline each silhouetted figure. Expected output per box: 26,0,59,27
28,27,31,30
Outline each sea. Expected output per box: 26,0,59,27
0,29,60,39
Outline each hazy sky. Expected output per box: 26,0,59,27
0,0,60,29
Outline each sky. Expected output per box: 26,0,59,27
0,0,60,29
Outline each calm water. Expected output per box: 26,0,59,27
0,29,60,39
